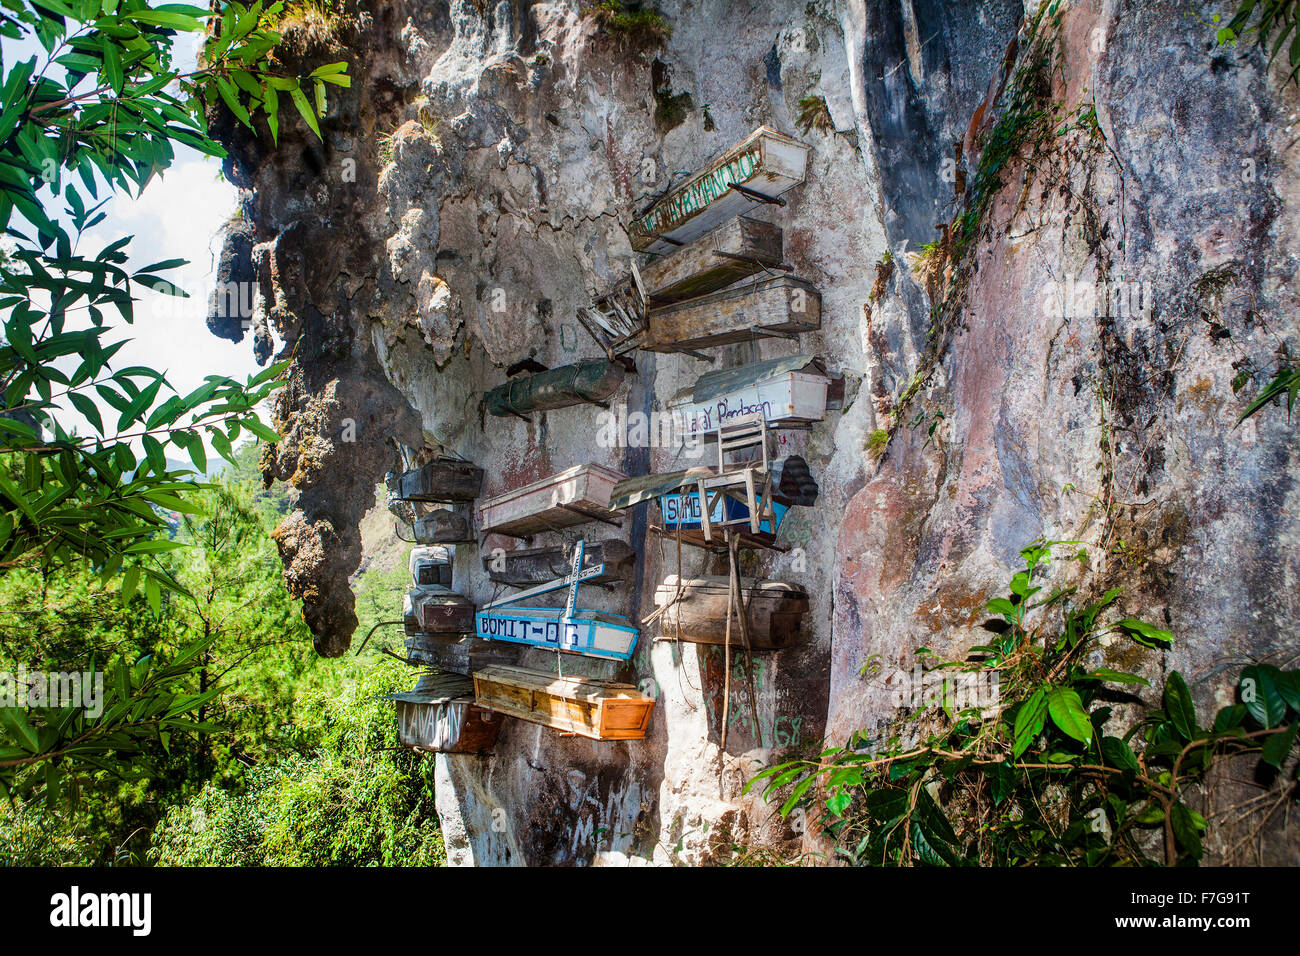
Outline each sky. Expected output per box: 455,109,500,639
3,23,264,456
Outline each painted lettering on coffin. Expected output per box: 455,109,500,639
636,149,760,236
477,614,582,650
678,395,776,438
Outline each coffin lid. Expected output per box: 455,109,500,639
409,585,473,606
609,468,709,511
678,354,827,406
656,575,808,598
385,670,476,705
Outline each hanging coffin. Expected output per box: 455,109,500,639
473,664,655,740
576,267,648,359
653,576,810,649
482,539,635,588
629,126,810,255
643,274,821,355
394,457,484,503
388,671,503,754
642,216,784,306
409,546,452,588
475,540,638,661
479,462,627,537
406,633,517,675
667,355,831,440
411,507,472,545
484,360,625,418
658,489,790,536
403,586,476,636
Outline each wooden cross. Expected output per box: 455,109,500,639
480,539,606,612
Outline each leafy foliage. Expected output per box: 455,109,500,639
149,657,445,866
0,1,347,601
585,2,671,52
0,634,220,809
1237,365,1299,422
748,540,1300,866
1216,1,1300,83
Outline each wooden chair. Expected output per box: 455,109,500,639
691,411,777,542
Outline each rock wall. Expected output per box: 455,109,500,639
214,0,1300,864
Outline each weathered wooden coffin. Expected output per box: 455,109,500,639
411,507,472,545
644,274,821,354
643,216,783,306
667,354,830,439
403,586,476,636
484,360,625,418
653,576,810,649
394,458,484,503
577,268,647,358
409,546,452,588
629,126,810,255
479,463,627,537
405,634,516,675
482,540,635,588
388,672,503,753
476,607,638,661
473,664,654,740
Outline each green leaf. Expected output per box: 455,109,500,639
1240,665,1288,728
1163,671,1198,741
1101,735,1139,772
1046,687,1092,745
1260,722,1298,770
0,707,39,753
1169,802,1204,859
1116,618,1173,647
1087,668,1150,686
1013,688,1048,758
289,84,321,139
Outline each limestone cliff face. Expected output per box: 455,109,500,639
215,0,1300,864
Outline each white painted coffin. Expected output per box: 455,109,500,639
479,463,628,537
667,356,830,439
629,126,810,255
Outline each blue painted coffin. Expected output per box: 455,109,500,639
657,490,789,535
474,539,639,661
474,607,638,661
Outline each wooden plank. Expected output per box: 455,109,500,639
643,217,783,306
629,126,809,255
649,524,788,553
653,576,809,649
479,463,627,537
395,458,484,503
481,539,635,588
643,274,821,353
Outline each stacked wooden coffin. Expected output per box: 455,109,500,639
479,462,627,538
628,126,819,358
469,540,654,739
390,456,484,545
400,546,515,676
653,576,810,650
